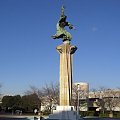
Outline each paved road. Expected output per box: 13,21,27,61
83,118,120,120
0,116,120,120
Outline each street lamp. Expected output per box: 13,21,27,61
77,84,80,115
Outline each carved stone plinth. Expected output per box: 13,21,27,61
49,106,81,120
57,41,77,106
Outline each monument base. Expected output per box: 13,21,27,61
48,106,83,120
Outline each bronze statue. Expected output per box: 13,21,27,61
52,6,74,41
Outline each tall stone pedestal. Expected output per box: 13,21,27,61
57,41,77,106
48,41,82,120
49,106,81,120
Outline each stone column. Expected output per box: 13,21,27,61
57,41,77,106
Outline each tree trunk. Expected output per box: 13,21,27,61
109,111,113,118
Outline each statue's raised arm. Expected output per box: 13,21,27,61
52,6,74,42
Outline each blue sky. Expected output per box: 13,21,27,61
0,0,120,95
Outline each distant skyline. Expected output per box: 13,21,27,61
0,0,120,95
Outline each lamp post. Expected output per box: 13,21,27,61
77,84,80,115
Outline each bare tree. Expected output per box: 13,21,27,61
42,83,59,113
96,87,107,114
104,89,120,115
94,87,120,116
25,83,59,113
116,88,120,108
25,86,44,112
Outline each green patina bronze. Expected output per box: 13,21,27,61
52,6,74,41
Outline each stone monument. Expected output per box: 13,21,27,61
49,6,82,120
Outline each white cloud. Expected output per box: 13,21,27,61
92,27,98,32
